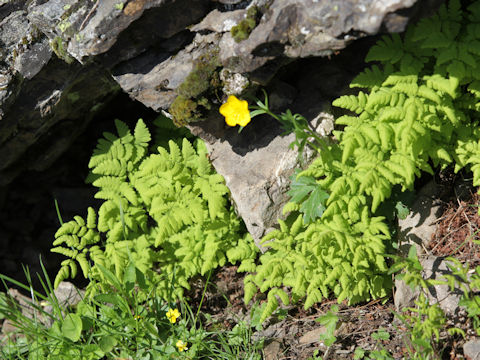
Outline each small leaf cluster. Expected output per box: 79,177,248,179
245,0,480,321
445,257,480,333
396,293,446,359
285,169,329,224
315,304,339,347
354,329,394,360
52,118,257,300
251,90,328,159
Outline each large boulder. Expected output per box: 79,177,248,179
0,0,442,243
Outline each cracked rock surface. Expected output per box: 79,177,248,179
0,0,441,243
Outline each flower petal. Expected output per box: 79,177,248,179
220,95,251,127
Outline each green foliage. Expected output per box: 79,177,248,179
151,112,194,150
444,257,480,333
251,90,328,159
388,246,441,291
0,260,263,360
286,169,329,223
354,329,394,360
387,245,468,359
168,95,199,127
169,49,220,126
246,0,480,320
230,6,259,42
50,36,74,64
396,294,446,360
315,304,339,347
52,118,257,300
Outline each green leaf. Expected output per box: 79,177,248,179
395,201,410,220
316,304,339,346
354,348,367,359
62,313,83,342
287,173,318,203
124,261,136,293
99,335,118,353
135,267,148,291
96,263,123,292
371,328,390,341
94,294,124,307
300,187,329,223
0,293,8,320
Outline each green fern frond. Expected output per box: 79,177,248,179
332,91,368,114
350,65,388,90
365,33,404,64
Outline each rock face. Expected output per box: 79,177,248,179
0,0,441,241
395,181,465,316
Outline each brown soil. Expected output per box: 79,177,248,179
429,191,480,264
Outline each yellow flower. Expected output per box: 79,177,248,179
219,95,251,127
166,308,180,323
176,340,188,352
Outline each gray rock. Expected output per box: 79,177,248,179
208,128,302,245
0,60,120,185
263,340,283,360
112,32,219,111
394,277,419,312
188,108,327,246
422,256,462,316
190,8,246,33
395,237,463,315
394,181,442,311
219,69,250,96
465,339,480,360
13,37,52,79
0,0,439,190
397,180,443,257
28,0,211,64
0,2,122,185
42,281,84,321
218,0,418,74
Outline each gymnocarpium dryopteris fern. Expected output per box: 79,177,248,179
245,0,480,322
52,119,257,299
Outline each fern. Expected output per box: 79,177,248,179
247,0,480,320
52,119,257,300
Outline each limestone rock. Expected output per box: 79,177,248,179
0,0,439,189
0,2,121,185
28,0,210,64
263,340,284,360
218,0,419,74
394,278,419,312
465,339,480,360
421,256,463,315
397,180,443,257
394,181,441,311
395,183,463,315
191,117,306,246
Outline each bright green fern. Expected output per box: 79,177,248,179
52,119,257,300
246,0,480,321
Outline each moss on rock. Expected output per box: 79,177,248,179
50,36,74,64
169,95,199,127
230,6,259,43
168,48,221,126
